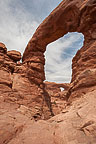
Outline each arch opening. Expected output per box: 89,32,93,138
44,32,84,83
60,87,64,92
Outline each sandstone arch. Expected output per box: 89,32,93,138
22,0,80,88
22,0,96,99
1,1,96,143
2,0,93,119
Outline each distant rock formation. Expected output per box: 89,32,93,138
0,0,96,143
44,81,70,115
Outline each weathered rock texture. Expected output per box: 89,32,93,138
0,0,96,143
44,81,70,115
4,90,96,144
0,42,53,120
23,0,96,100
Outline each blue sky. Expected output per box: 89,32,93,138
0,0,84,83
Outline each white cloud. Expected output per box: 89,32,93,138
0,0,39,54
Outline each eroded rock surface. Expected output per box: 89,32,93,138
44,81,70,115
7,50,21,62
1,89,96,144
0,42,53,121
0,0,96,143
23,0,96,99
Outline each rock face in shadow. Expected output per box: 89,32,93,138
0,0,96,143
44,81,70,115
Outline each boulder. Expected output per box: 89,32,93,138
0,42,7,53
7,50,21,61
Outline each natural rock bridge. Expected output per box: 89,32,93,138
0,0,96,120
1,0,96,143
22,0,96,117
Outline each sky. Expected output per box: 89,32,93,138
0,0,84,83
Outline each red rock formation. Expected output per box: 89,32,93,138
23,0,96,100
44,81,70,115
0,0,96,143
0,42,52,121
0,42,7,53
7,50,21,62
